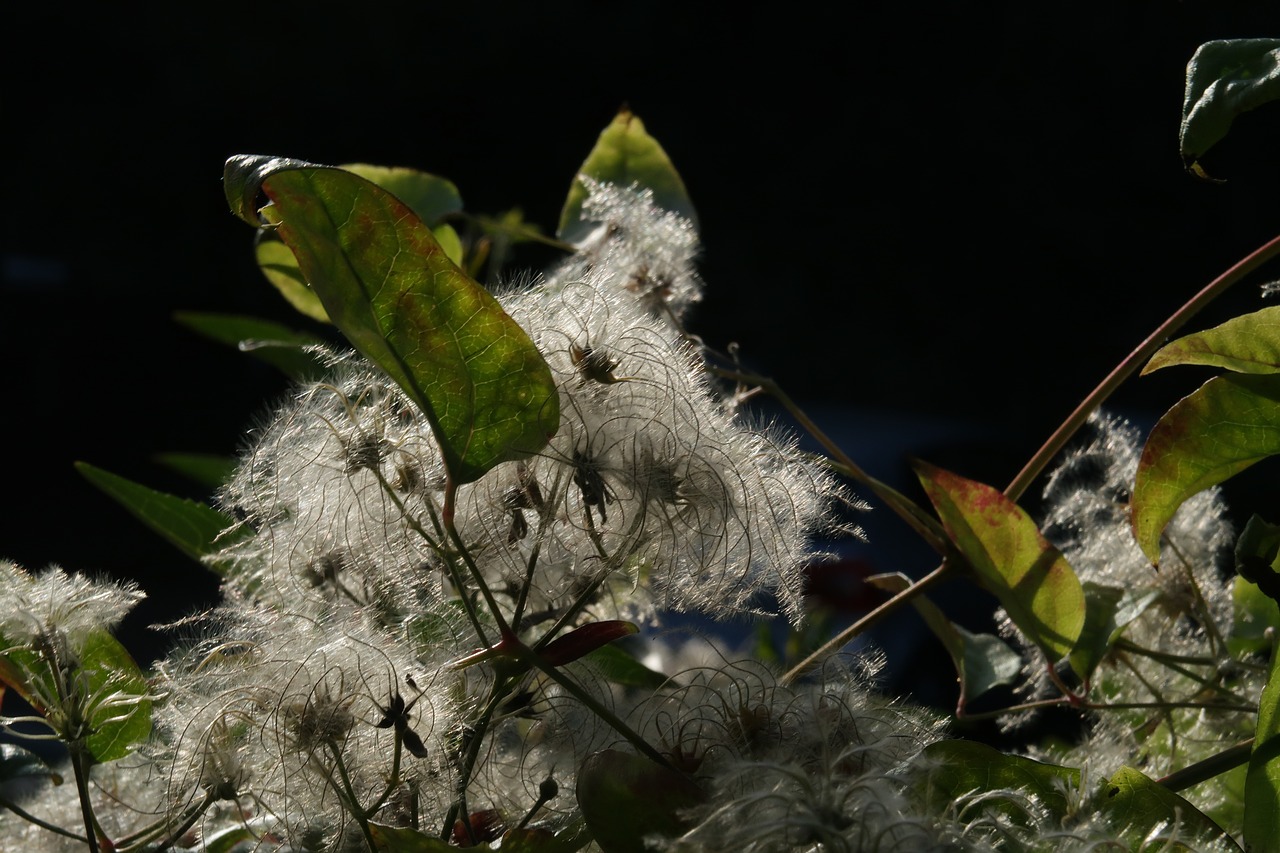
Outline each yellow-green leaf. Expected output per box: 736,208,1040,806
914,460,1085,661
557,108,697,244
1132,374,1280,565
1245,632,1280,847
1144,306,1280,375
1103,766,1242,851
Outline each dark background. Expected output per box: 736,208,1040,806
8,3,1280,711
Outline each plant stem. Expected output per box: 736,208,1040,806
1157,738,1255,792
0,792,89,844
1004,230,1280,502
69,750,100,853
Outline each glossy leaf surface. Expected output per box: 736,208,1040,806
557,108,697,244
1144,306,1280,375
1181,39,1280,173
225,156,560,483
914,461,1085,661
1132,374,1280,564
75,462,242,573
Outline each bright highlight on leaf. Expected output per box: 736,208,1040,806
1131,374,1280,565
914,460,1085,662
557,107,697,244
1144,306,1280,375
224,156,560,484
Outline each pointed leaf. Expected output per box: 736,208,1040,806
914,461,1085,661
1181,39,1280,172
1069,583,1160,683
577,749,706,853
539,621,638,667
558,108,697,244
1103,766,1242,851
867,572,1020,703
173,311,329,379
80,629,151,763
1144,306,1280,375
75,462,244,574
1132,374,1280,565
224,156,560,483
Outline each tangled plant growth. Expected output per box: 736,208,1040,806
6,39,1280,852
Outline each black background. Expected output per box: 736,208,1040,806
8,3,1280,709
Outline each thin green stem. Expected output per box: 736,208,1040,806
70,750,100,853
326,742,377,853
1158,738,1255,792
1004,230,1280,502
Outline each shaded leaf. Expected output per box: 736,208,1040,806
432,222,465,267
1069,583,1160,684
866,573,1020,703
498,821,592,853
1103,766,1242,851
1233,576,1280,658
540,621,638,667
581,643,669,690
201,826,258,853
1145,306,1280,376
1132,374,1280,565
577,749,706,853
918,740,1078,828
255,234,331,322
75,462,243,573
558,108,697,244
81,629,151,763
174,310,329,379
1246,631,1280,847
153,452,238,490
914,460,1085,661
1181,39,1280,173
225,156,560,484
368,822,455,852
1235,514,1280,605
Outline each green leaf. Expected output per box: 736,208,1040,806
368,822,456,852
1233,575,1280,657
1246,632,1280,847
224,156,560,484
1069,583,1160,683
339,163,463,225
1132,374,1280,565
498,821,592,853
75,462,243,573
152,452,238,490
557,108,697,244
577,749,706,853
914,460,1085,661
866,572,1021,704
80,629,151,763
0,743,63,785
256,233,331,322
1103,766,1242,851
917,740,1079,828
1145,306,1280,375
1235,514,1280,606
580,642,669,691
201,826,258,853
1181,39,1280,173
173,310,330,379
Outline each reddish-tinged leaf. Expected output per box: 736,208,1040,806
1144,306,1280,375
914,460,1084,661
539,621,638,667
1132,374,1280,565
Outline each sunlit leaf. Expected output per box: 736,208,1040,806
224,156,560,484
339,163,462,225
174,310,329,379
368,822,455,852
81,629,151,763
75,462,243,574
1132,374,1280,565
577,749,705,853
256,234,330,322
1104,766,1242,851
1181,38,1280,174
914,461,1085,661
1144,306,1280,375
1246,632,1280,847
917,740,1078,828
867,572,1021,703
558,108,697,244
